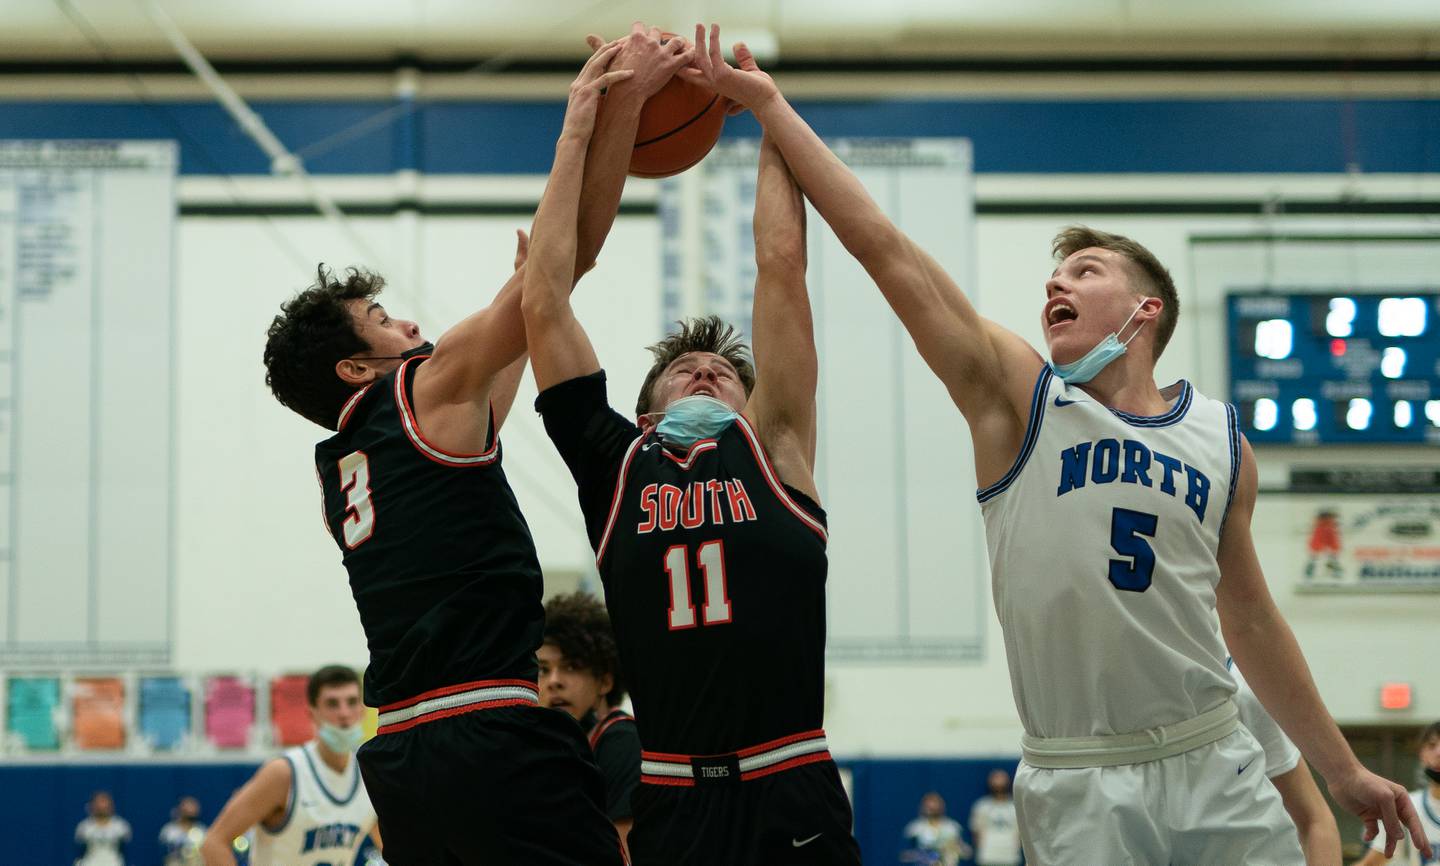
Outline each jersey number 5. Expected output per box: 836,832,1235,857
1109,507,1158,592
338,451,375,549
664,541,733,630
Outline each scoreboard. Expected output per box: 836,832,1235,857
1227,291,1439,445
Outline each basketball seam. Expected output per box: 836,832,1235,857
634,94,721,148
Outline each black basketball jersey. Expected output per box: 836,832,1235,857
595,418,828,755
315,356,544,708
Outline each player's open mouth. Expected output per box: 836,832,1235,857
1045,300,1078,330
689,385,717,397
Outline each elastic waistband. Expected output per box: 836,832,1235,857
376,679,538,735
641,729,831,787
1021,700,1238,769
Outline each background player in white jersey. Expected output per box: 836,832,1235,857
1229,658,1342,865
683,23,1431,864
1357,721,1440,866
201,665,379,866
969,771,1021,866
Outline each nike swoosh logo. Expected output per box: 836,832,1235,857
1054,396,1079,407
641,442,659,451
792,833,822,847
1237,760,1254,775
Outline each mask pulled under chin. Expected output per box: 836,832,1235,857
318,722,365,753
1050,298,1150,384
654,395,739,449
402,341,435,361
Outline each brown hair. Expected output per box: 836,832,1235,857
1052,226,1179,359
263,265,384,430
306,664,360,706
635,316,756,417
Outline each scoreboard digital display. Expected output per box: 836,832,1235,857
1227,292,1439,445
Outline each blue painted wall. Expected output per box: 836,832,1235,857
2,757,1013,863
1,97,1437,175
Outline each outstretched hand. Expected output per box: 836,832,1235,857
1329,766,1433,860
585,22,695,101
560,40,634,141
679,23,779,111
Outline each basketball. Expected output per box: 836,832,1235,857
628,71,728,178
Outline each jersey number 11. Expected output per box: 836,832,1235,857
664,541,733,630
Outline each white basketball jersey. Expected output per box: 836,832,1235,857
252,741,375,866
980,367,1241,739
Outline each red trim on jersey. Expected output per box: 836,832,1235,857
377,678,539,713
336,385,372,431
734,728,827,757
660,438,718,469
740,750,832,781
588,709,635,752
376,698,536,735
595,435,647,567
392,356,501,467
639,774,695,788
732,415,827,542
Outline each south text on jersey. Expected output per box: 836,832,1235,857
1056,438,1212,522
638,479,758,533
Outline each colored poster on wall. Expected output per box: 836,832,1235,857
270,674,313,746
204,675,254,749
1295,499,1440,593
5,676,61,749
73,677,125,750
138,676,190,750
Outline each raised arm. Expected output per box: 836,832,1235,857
683,24,1042,427
1218,438,1430,862
743,135,820,502
523,43,641,391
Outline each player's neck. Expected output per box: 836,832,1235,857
1072,355,1166,415
1429,781,1440,799
314,739,351,773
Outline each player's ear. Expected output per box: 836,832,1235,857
336,357,373,387
599,672,615,699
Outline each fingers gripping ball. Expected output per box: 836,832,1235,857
628,37,728,178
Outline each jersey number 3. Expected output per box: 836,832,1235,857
664,541,733,630
338,451,375,549
1108,507,1158,592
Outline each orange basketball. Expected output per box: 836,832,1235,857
628,74,728,179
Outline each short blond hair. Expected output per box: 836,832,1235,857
1053,226,1178,359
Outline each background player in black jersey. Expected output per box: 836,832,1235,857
523,126,862,863
538,591,641,854
260,33,694,866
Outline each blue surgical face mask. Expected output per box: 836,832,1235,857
318,721,365,753
1050,298,1151,384
653,395,738,449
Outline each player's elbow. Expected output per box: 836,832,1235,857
839,215,904,266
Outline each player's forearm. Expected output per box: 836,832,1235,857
1296,815,1343,866
199,834,238,866
525,136,589,313
574,91,644,280
1225,608,1359,783
752,95,900,265
753,137,806,279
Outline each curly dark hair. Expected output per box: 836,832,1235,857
635,315,756,417
542,591,625,706
263,265,385,430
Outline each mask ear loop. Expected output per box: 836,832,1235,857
1117,297,1154,347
